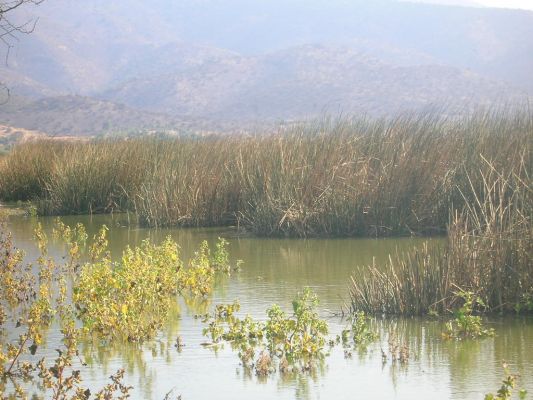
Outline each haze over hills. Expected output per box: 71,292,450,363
101,44,521,120
0,96,186,136
0,0,532,135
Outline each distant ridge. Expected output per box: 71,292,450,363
0,96,181,136
1,0,532,135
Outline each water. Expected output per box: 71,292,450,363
4,214,533,399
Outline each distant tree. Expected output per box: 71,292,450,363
1,0,44,102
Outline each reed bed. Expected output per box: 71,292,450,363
0,111,531,238
349,156,533,315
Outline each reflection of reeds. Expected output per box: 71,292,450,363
0,112,531,238
349,158,533,314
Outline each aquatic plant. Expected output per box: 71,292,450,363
212,237,231,273
0,223,133,399
348,242,449,315
443,290,494,340
1,220,237,397
202,288,329,374
266,288,329,362
349,156,533,315
341,311,378,346
484,363,528,400
177,238,234,297
53,217,88,269
74,235,184,342
74,230,234,342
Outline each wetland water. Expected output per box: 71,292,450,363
5,214,533,399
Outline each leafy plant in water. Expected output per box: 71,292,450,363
342,311,378,347
202,288,329,375
484,363,527,400
0,224,56,380
212,237,230,273
75,236,180,341
89,225,109,262
443,290,494,340
1,219,237,397
37,315,132,400
214,300,241,319
53,218,88,269
202,300,263,345
266,288,328,363
178,240,214,297
0,222,133,399
74,228,236,342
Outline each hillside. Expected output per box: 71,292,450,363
7,0,532,90
101,45,523,120
0,0,532,135
0,96,183,136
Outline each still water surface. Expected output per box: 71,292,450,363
6,214,533,400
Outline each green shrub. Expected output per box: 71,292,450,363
202,288,329,373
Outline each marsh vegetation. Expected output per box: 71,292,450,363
0,112,531,238
348,153,532,315
0,216,236,398
0,214,531,398
0,111,531,398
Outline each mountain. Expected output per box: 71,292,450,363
102,44,522,120
0,96,182,136
0,0,532,135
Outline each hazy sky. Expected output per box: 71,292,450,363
476,0,533,10
409,0,533,10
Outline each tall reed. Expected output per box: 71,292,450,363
0,111,531,238
348,156,533,314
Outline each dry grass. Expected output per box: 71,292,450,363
0,111,531,238
348,157,533,314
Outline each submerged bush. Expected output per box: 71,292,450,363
74,230,234,342
442,291,494,340
74,235,183,342
342,311,378,346
266,288,329,362
0,218,238,397
0,223,133,399
202,288,329,374
484,363,528,400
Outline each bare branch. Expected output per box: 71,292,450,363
0,0,44,102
